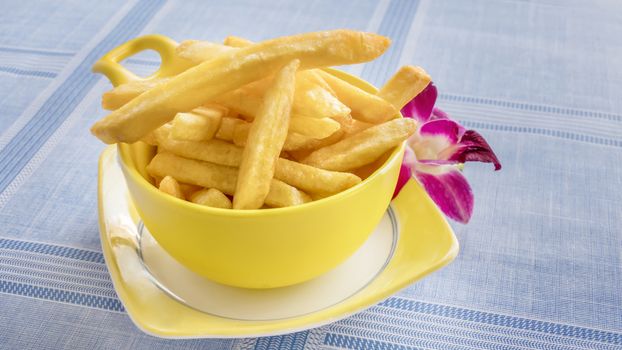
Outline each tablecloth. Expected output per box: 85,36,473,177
0,0,621,349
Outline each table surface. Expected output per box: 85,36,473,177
1,0,621,349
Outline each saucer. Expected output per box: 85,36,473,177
97,145,458,338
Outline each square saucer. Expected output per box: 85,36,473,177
97,146,458,338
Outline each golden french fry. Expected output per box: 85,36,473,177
102,78,168,110
291,128,345,152
190,188,232,209
140,131,158,146
289,116,341,138
223,36,253,48
275,158,361,195
146,153,309,207
179,183,202,198
317,70,397,123
175,40,233,64
158,175,184,199
91,30,390,144
215,116,244,141
292,71,351,119
331,114,373,136
170,107,224,141
234,60,299,209
154,124,242,167
378,65,431,109
303,118,417,171
233,122,315,152
155,126,357,194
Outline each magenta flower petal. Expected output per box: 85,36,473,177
415,164,474,223
392,146,416,199
448,130,502,170
419,119,461,144
430,107,449,120
401,82,437,123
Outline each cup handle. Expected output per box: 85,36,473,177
92,34,191,87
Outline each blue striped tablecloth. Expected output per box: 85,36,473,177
0,1,621,349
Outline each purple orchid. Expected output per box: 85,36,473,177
393,83,501,223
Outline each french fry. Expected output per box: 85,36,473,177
275,158,361,195
378,65,431,109
179,183,202,198
317,70,397,123
292,71,351,119
331,114,373,136
91,30,391,144
175,40,233,64
170,106,225,141
190,188,232,209
146,153,310,207
215,116,244,141
289,116,340,138
154,124,242,167
223,36,253,48
158,176,184,199
290,129,345,152
102,78,168,110
156,126,357,194
234,60,299,209
303,118,417,171
233,122,315,152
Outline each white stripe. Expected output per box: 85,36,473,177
347,0,392,77
397,0,431,67
0,0,138,151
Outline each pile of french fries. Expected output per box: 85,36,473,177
92,30,431,210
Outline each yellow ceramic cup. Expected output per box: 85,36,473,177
102,35,405,289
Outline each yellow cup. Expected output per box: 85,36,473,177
101,35,405,289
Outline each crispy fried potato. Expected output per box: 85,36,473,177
175,40,233,64
234,60,299,209
170,107,225,141
331,114,373,136
303,118,417,171
179,183,203,198
102,78,168,110
158,175,184,199
290,116,341,138
190,188,232,209
147,153,309,207
275,158,361,195
317,70,397,123
155,125,243,167
155,126,356,194
91,30,390,144
215,116,244,141
378,65,431,109
233,122,315,152
223,36,253,48
293,71,351,119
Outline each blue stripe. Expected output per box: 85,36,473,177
459,120,622,147
0,238,104,264
380,298,622,345
0,0,165,194
0,46,74,57
253,331,309,350
440,93,622,122
361,0,420,86
0,280,124,312
0,66,57,78
324,333,421,350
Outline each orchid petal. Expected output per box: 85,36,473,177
419,119,461,144
414,163,474,223
446,130,502,170
430,108,449,120
401,82,437,123
392,146,416,199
